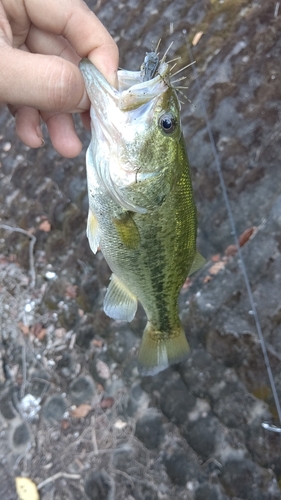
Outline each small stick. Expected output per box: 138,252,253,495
37,472,81,490
91,416,99,455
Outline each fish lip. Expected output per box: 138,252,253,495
118,61,170,110
79,58,170,111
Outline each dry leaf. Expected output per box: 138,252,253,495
18,322,30,335
39,220,51,232
61,418,70,430
192,31,204,46
225,244,238,257
211,253,221,262
100,397,114,410
92,339,104,348
65,284,77,299
31,323,47,340
239,226,256,247
203,275,212,283
15,477,39,500
71,404,92,418
209,261,225,275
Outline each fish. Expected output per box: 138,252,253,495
80,51,204,376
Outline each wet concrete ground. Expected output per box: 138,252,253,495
0,0,281,498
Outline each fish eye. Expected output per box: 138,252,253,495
159,113,177,134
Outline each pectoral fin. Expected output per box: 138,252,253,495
104,274,138,321
188,251,206,276
87,210,100,254
112,213,140,250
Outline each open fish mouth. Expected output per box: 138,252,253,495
117,60,170,110
80,58,170,113
80,56,174,214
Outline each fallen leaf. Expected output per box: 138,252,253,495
71,404,92,418
92,339,104,348
18,322,30,335
239,226,256,247
225,244,238,257
38,220,51,232
15,477,39,500
203,275,212,283
209,261,225,275
61,419,70,430
31,323,47,340
192,31,204,46
100,397,114,410
211,253,221,262
65,284,77,299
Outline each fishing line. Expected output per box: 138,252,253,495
185,36,281,430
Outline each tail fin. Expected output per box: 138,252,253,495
137,323,189,376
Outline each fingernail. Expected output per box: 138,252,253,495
36,126,45,147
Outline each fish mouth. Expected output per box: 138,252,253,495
118,61,170,111
80,58,170,112
80,59,172,214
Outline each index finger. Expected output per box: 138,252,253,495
24,0,119,86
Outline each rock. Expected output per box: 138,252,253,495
42,395,67,422
220,457,281,500
195,482,229,500
0,390,18,420
84,470,114,500
76,324,96,349
112,445,134,472
162,442,204,486
69,376,95,406
11,421,30,451
134,409,165,449
108,327,138,364
159,372,196,425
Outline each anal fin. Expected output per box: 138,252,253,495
87,209,100,253
104,274,138,322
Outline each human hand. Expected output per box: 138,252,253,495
0,0,118,157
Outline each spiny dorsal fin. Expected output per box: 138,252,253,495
188,250,206,276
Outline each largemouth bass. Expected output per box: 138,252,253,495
80,52,204,376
